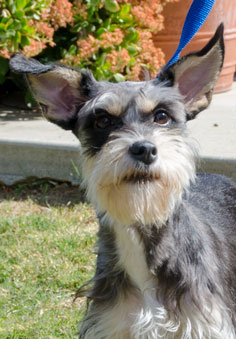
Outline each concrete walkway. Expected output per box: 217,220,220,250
188,83,236,181
0,84,236,185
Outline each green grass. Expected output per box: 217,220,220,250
0,182,98,338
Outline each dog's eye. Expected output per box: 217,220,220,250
95,115,112,129
154,112,170,125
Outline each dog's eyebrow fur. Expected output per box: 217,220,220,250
88,81,185,119
136,97,157,114
90,92,123,116
135,84,186,123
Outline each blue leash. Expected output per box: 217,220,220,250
160,0,216,71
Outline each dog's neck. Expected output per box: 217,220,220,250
99,214,161,293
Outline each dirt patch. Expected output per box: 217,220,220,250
0,179,86,207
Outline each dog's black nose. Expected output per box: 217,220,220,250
129,141,157,165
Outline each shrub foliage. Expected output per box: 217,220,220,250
0,0,179,85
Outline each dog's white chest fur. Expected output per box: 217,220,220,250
114,224,177,338
115,224,154,291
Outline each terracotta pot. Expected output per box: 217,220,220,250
154,0,236,93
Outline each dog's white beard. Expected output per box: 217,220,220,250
82,128,197,226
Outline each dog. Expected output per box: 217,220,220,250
10,23,236,338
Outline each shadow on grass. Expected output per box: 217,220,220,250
0,179,86,207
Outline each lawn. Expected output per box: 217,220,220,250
0,180,98,338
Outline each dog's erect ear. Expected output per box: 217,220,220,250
9,54,98,129
159,23,224,119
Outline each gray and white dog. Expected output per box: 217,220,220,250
10,24,236,338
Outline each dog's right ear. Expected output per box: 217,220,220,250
9,54,98,130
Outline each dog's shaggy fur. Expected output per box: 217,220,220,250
10,24,236,338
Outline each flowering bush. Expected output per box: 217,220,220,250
0,0,179,88
61,0,179,81
0,0,73,84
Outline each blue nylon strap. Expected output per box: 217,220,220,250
160,0,216,71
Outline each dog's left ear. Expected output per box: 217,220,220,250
9,54,98,130
159,23,224,119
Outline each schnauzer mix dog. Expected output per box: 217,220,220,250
10,24,236,338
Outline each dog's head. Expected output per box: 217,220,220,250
10,24,224,225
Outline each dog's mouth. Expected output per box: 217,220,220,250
122,171,160,184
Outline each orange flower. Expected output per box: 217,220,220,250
41,8,51,21
126,28,165,80
23,39,47,57
77,35,101,61
73,0,88,19
126,63,142,80
62,0,178,80
100,28,124,49
35,22,54,39
106,48,130,73
50,0,73,29
131,0,164,33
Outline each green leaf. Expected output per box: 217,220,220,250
67,45,77,56
118,14,133,24
100,52,107,65
104,0,120,13
0,32,6,39
15,31,21,43
1,17,11,25
16,0,26,9
8,21,22,31
104,18,111,29
128,57,136,67
6,30,16,38
14,10,24,20
81,21,89,28
0,23,7,32
94,68,105,80
113,73,125,82
109,24,117,32
21,25,34,34
21,35,30,47
96,27,107,38
120,4,131,15
127,44,138,56
19,18,27,26
101,62,111,71
87,0,100,10
87,24,96,33
70,23,85,33
86,7,95,20
124,28,139,43
0,57,9,76
33,13,41,20
8,1,17,14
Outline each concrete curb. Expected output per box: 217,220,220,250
0,140,81,185
0,117,81,185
